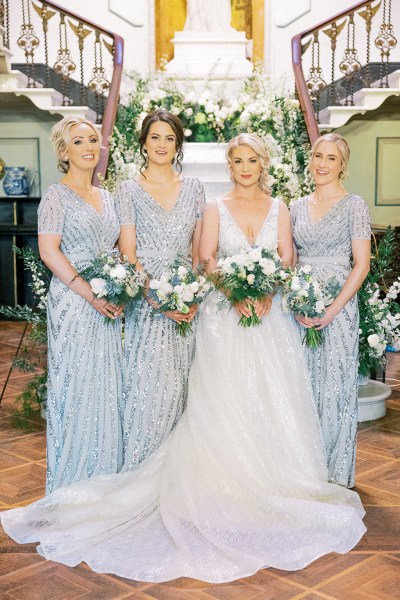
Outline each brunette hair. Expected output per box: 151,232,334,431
51,116,101,173
310,133,350,181
138,109,184,175
226,133,270,193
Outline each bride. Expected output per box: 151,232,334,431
1,133,366,584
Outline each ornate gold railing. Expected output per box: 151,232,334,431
1,0,124,180
292,0,398,142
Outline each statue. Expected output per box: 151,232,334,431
184,0,233,32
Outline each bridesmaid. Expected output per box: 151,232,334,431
115,109,206,471
291,133,371,488
38,116,123,493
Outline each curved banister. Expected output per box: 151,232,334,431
291,0,375,143
35,0,124,183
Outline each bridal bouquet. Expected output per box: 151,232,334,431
80,250,146,321
215,247,290,327
281,264,341,347
148,260,211,336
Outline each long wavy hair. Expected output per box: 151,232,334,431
226,133,270,193
138,109,184,176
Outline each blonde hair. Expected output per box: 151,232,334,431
311,133,350,181
226,133,270,193
51,116,101,173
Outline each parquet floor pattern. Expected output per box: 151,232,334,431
0,321,399,600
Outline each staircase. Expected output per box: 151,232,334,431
319,68,400,130
0,0,124,180
292,0,400,142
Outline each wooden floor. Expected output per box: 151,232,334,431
0,320,399,600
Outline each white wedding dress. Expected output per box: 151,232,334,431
1,198,366,583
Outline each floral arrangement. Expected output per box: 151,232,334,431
215,247,289,327
281,265,341,348
148,260,211,335
106,66,313,204
80,250,146,321
358,228,400,376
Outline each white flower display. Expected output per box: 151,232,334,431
109,264,127,280
89,278,108,297
148,258,211,335
106,67,312,203
358,273,400,375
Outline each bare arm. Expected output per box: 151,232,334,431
118,224,143,271
39,234,118,319
199,200,220,273
191,219,203,269
277,201,294,268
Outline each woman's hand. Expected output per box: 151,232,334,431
295,305,338,330
253,296,272,318
162,304,198,323
313,305,338,330
295,314,316,328
234,299,255,319
90,297,122,319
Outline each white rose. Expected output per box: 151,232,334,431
249,249,262,262
190,281,199,293
184,129,192,137
90,278,108,297
174,285,183,293
291,276,301,291
160,282,173,294
367,333,380,348
177,266,187,277
315,300,325,313
247,274,255,285
260,258,276,275
149,279,161,290
181,288,194,302
109,264,127,279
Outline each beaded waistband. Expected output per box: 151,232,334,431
137,250,180,259
298,255,350,265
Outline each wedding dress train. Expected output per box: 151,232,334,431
1,197,366,583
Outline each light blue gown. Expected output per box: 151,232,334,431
115,176,205,471
38,184,123,493
291,194,371,487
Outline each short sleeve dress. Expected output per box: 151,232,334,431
291,194,371,487
38,184,123,493
115,176,206,471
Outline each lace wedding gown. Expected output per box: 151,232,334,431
1,197,366,583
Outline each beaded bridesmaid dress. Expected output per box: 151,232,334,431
1,195,366,583
115,176,206,471
291,193,371,487
38,184,123,493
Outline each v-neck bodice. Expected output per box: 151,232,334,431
217,197,279,256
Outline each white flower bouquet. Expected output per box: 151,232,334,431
358,278,400,375
80,250,146,321
282,264,341,348
215,247,289,327
148,260,211,336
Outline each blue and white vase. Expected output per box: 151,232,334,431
3,167,34,196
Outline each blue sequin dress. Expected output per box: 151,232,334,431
38,184,123,493
115,176,206,471
291,194,371,487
